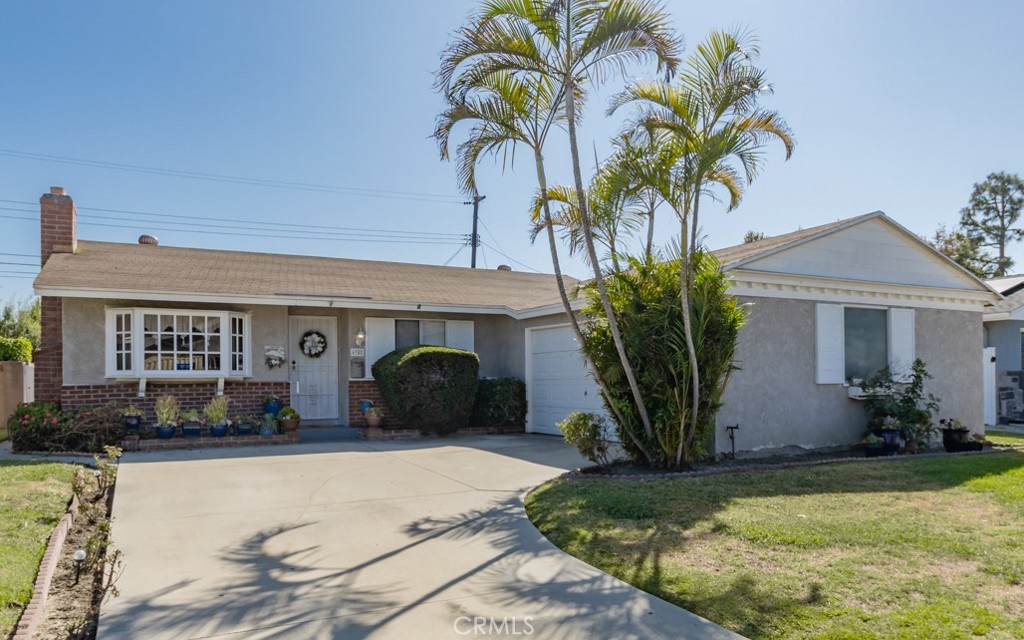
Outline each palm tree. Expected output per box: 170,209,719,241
434,69,656,461
611,28,794,464
527,166,646,273
438,0,681,444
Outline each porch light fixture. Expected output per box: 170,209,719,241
355,328,366,347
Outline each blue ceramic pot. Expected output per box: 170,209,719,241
236,424,254,436
263,400,283,416
124,415,142,434
183,422,202,438
210,423,228,437
157,425,176,439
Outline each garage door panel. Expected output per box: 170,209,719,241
528,326,611,436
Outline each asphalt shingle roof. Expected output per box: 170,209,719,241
35,240,576,312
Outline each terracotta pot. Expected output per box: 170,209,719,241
280,418,300,433
365,414,383,428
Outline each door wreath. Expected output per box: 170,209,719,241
300,330,328,358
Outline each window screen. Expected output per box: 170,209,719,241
844,307,887,381
395,320,420,350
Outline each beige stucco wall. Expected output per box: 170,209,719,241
346,309,522,379
715,297,983,456
61,299,535,425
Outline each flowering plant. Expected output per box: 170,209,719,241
7,402,66,452
264,345,286,369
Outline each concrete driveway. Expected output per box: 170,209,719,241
99,434,739,639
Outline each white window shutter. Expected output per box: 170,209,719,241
815,304,845,384
364,317,396,378
888,308,915,382
446,320,475,352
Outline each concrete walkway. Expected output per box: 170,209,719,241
98,435,740,639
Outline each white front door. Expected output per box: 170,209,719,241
526,325,608,436
289,315,339,422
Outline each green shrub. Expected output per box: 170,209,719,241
558,412,611,466
9,402,127,452
8,403,66,452
372,346,479,434
471,378,526,427
580,252,746,468
0,337,32,362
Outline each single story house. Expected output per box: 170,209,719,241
33,187,998,455
982,276,1024,422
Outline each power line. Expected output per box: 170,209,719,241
443,245,466,266
0,148,465,204
479,241,543,273
0,201,464,239
0,210,463,245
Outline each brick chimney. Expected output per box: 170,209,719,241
40,186,77,266
36,187,75,404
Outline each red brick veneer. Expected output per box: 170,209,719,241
348,380,403,426
60,381,291,417
36,188,78,405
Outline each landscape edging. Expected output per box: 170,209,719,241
12,470,82,640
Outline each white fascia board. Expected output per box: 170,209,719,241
35,286,517,316
729,270,997,311
984,312,1012,322
513,300,583,320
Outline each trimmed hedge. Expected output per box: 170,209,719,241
372,346,479,434
0,337,32,363
472,378,526,427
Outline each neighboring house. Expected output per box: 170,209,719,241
33,188,998,454
982,276,1024,423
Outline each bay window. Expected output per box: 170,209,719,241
106,308,251,378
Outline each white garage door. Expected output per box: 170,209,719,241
527,325,607,436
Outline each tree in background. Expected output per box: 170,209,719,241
928,225,993,279
0,297,40,351
959,172,1024,277
743,230,768,243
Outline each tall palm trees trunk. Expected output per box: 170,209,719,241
533,150,655,464
564,79,656,445
682,182,703,457
645,193,657,260
674,200,699,467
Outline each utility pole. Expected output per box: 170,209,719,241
464,194,486,268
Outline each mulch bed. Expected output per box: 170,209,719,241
567,444,1013,481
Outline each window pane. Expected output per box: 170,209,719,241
421,320,446,346
844,308,888,381
144,314,157,332
395,320,419,350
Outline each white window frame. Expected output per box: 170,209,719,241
105,307,252,379
815,303,915,385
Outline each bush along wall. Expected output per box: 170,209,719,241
0,336,33,362
372,346,479,434
8,402,125,453
472,378,526,427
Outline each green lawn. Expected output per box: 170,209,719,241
527,452,1024,640
0,462,77,636
987,430,1024,446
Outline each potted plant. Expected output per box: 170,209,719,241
233,415,256,436
263,393,283,417
154,395,178,439
122,404,144,434
204,396,231,437
259,412,278,436
875,416,902,456
277,406,300,433
181,409,203,438
939,419,983,452
863,432,886,457
365,406,384,428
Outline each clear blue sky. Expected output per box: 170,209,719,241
1,0,1022,298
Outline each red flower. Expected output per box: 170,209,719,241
51,418,58,425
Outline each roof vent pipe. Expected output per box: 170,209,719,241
138,234,159,246
496,264,512,271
